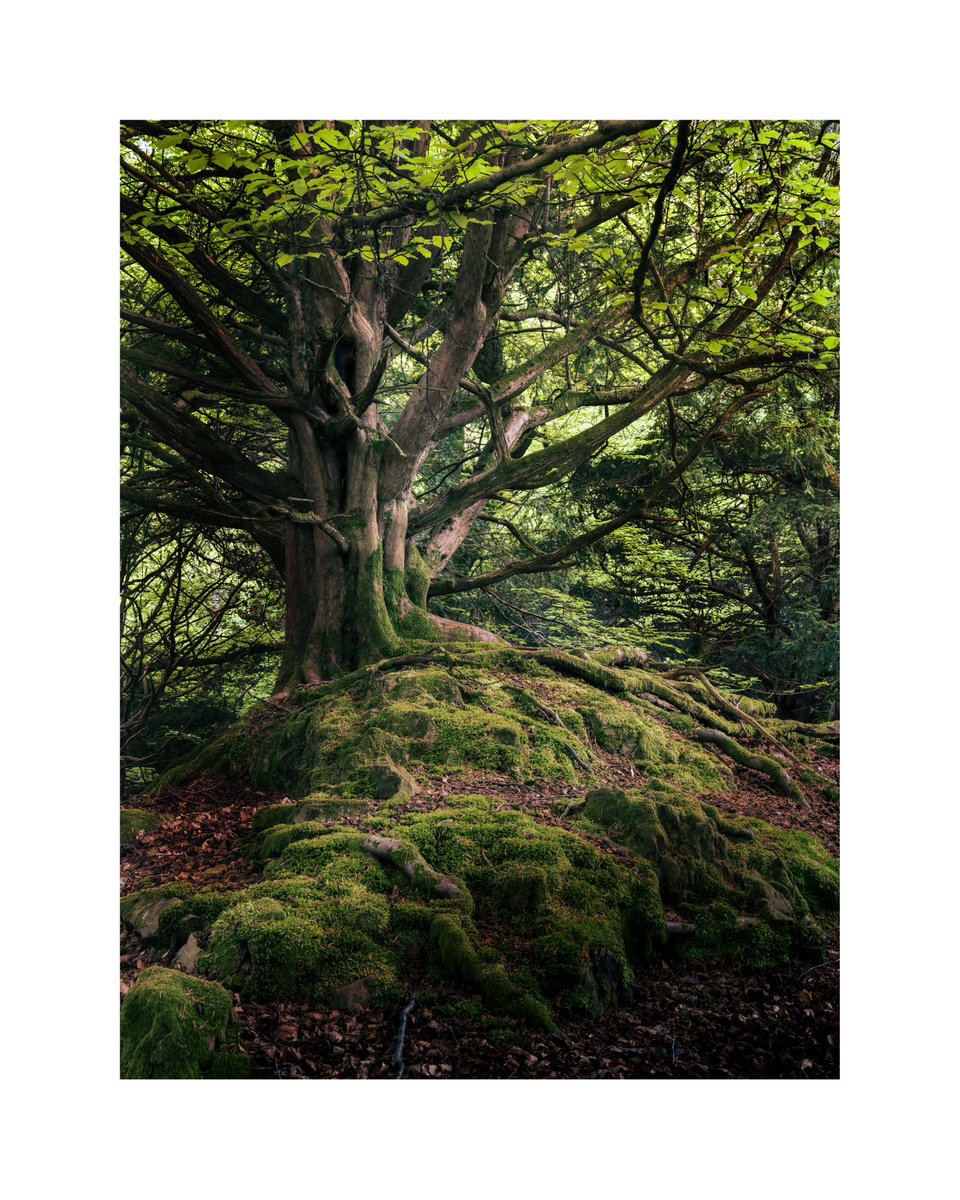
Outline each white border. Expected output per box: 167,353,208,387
7,3,956,1196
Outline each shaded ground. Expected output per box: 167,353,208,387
121,744,839,1080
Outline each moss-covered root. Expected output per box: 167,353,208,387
361,835,463,900
692,728,808,807
120,967,250,1079
429,914,556,1032
533,648,629,694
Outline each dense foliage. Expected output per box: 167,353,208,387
120,119,839,782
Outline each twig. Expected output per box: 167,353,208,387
793,957,839,982
392,992,417,1079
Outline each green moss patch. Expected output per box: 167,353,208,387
120,808,164,846
169,796,669,1027
166,647,754,802
120,967,249,1079
578,787,838,967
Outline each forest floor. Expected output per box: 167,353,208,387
121,751,839,1080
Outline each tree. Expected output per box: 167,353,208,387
120,510,281,792
121,119,839,692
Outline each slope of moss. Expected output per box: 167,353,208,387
577,787,838,966
122,785,837,1039
131,645,838,1061
156,646,740,802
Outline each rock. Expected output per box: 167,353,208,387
328,975,378,1008
369,759,418,800
123,896,178,939
174,932,201,974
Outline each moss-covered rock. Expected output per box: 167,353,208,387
369,759,418,800
578,787,838,966
120,967,249,1079
121,883,192,939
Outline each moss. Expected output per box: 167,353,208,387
160,650,740,800
428,913,555,1031
368,759,419,800
404,545,432,609
534,648,634,694
383,667,464,707
676,902,824,970
120,967,249,1079
497,863,549,912
753,826,840,914
149,732,234,793
732,694,778,719
200,879,397,1004
155,890,235,951
394,797,664,1016
579,786,838,966
579,696,650,755
267,829,374,876
692,729,804,802
355,545,402,663
120,808,164,846
624,670,743,737
252,795,369,834
256,820,337,860
138,647,836,1015
664,712,697,734
121,883,193,940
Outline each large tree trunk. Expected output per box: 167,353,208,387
274,435,499,692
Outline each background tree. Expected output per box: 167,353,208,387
121,118,839,696
120,512,281,792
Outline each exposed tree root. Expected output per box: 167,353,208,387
670,668,823,779
780,720,839,743
594,649,834,778
360,835,463,900
692,728,809,808
532,648,629,693
620,668,743,736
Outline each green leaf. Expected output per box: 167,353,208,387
823,336,840,350
276,253,295,267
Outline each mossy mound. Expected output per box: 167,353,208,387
159,645,734,801
133,645,838,1055
578,788,838,966
122,789,837,1034
120,808,164,846
120,966,249,1079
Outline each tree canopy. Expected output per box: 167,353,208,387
121,118,839,775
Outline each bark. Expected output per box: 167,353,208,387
272,429,502,690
